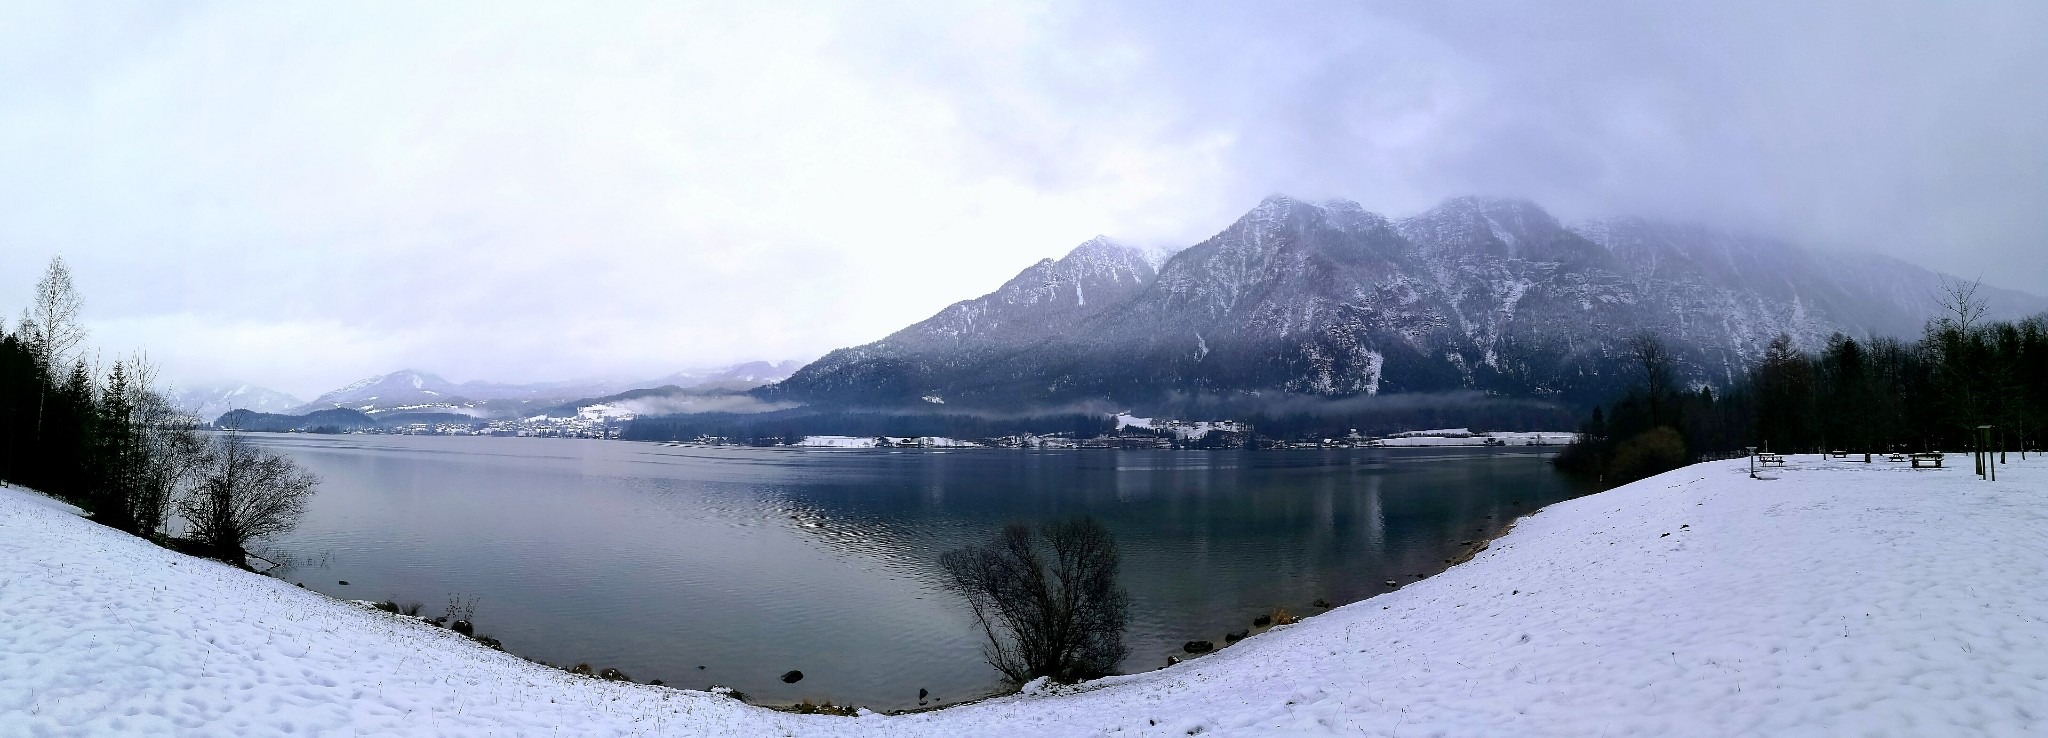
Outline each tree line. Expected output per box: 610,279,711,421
1,258,317,565
1559,280,2047,485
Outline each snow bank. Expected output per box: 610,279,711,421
5,457,2046,735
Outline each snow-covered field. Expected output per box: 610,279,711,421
1480,431,1579,445
4,455,2045,736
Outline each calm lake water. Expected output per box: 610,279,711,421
248,434,1592,710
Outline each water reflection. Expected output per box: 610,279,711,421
249,435,1591,710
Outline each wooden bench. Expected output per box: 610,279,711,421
1910,453,1944,468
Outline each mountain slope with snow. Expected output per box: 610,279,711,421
777,196,2047,410
782,237,1167,403
5,457,2044,736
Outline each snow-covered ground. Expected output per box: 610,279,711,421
5,455,2045,736
1480,431,1579,445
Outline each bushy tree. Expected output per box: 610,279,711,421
940,516,1130,684
179,431,318,565
1606,426,1687,482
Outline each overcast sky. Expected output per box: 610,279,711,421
2,1,2043,398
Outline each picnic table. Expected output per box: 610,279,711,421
1910,453,1944,468
1886,453,1907,462
1758,452,1787,466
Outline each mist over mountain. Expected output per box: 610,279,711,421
775,195,2048,413
292,360,804,417
168,384,303,421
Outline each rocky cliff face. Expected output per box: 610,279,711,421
776,196,2047,411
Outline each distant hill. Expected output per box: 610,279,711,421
215,407,378,432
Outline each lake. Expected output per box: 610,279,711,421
247,434,1593,710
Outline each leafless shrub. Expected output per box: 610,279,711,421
177,431,317,564
444,594,479,623
939,516,1130,683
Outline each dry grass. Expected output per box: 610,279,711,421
789,699,860,716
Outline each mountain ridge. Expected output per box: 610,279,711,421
773,195,2047,412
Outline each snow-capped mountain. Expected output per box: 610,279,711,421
292,370,477,414
169,384,303,421
294,361,805,416
775,195,2047,410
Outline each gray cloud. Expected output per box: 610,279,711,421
1,1,2041,397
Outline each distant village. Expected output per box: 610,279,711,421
273,406,1576,450
780,425,1576,451
334,405,633,439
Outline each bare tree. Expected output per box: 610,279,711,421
179,431,318,565
1935,276,1988,335
22,257,88,439
940,516,1130,684
1627,332,1677,426
124,354,206,536
1930,276,1994,432
24,256,88,370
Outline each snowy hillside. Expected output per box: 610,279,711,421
291,369,479,413
777,195,2048,410
5,456,2044,735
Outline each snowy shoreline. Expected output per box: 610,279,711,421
4,455,2045,735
